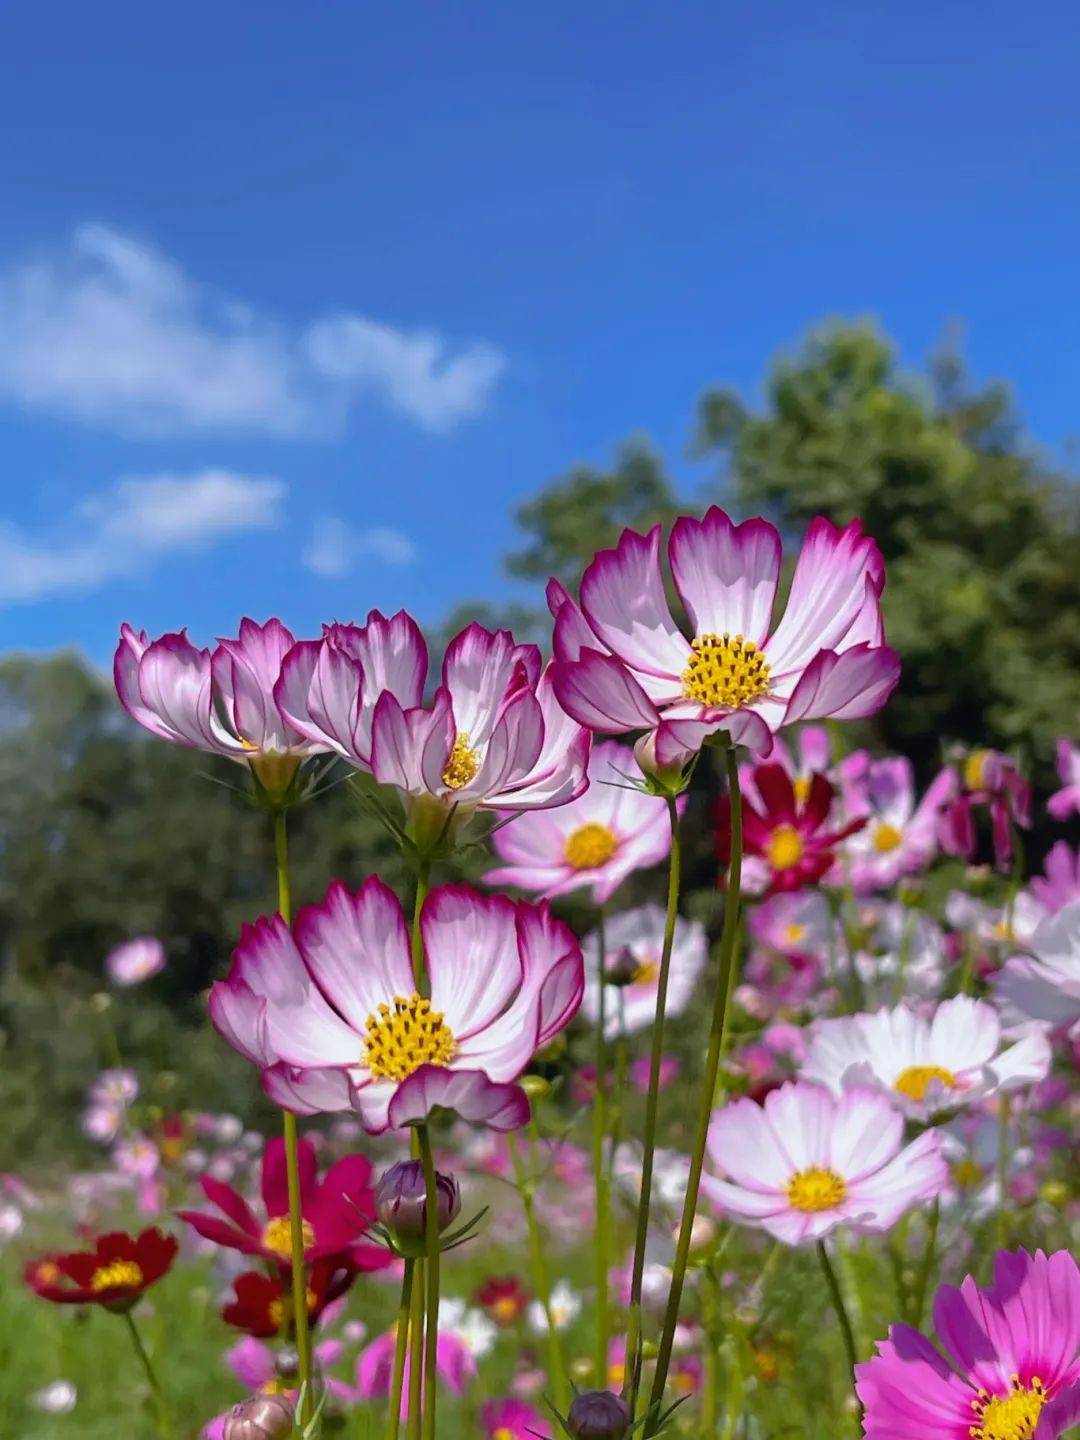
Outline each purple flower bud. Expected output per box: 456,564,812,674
223,1392,295,1440
374,1160,460,1246
567,1390,632,1440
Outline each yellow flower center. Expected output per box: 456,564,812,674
268,1288,317,1330
35,1262,60,1285
494,1430,516,1440
873,822,903,853
363,994,457,1081
563,822,619,870
793,775,812,804
632,958,659,986
971,1378,1046,1440
783,922,807,945
681,632,770,709
442,733,480,790
893,1065,956,1102
608,1362,626,1389
262,1216,315,1257
90,1259,143,1291
786,1168,846,1212
491,1296,520,1323
964,749,990,792
768,824,805,870
951,1158,983,1190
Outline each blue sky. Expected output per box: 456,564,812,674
2,0,1078,665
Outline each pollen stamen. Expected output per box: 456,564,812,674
682,632,770,710
786,1167,846,1212
442,733,480,790
363,994,457,1082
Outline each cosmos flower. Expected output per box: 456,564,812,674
221,1262,356,1338
25,1228,177,1309
838,755,956,892
355,1307,479,1413
748,891,833,960
474,1274,531,1327
993,902,1080,1040
210,879,583,1133
527,1279,582,1334
699,1082,946,1245
940,748,1032,874
279,619,589,815
855,1247,1080,1440
178,1135,388,1273
105,937,166,986
114,617,324,795
481,1396,551,1439
484,740,677,904
1049,739,1080,821
1019,842,1080,937
580,903,707,1037
799,997,1051,1120
549,508,899,767
717,763,865,895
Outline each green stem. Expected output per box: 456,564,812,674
416,1126,441,1440
508,1130,570,1409
816,1240,860,1417
272,810,315,1430
385,1260,415,1440
626,795,683,1410
407,1252,424,1440
912,1199,940,1330
997,1096,1011,1248
591,907,611,1384
410,859,431,990
644,751,741,1430
122,1309,172,1439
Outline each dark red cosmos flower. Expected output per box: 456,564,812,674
474,1274,530,1327
716,763,865,895
222,1259,356,1338
25,1228,177,1309
178,1136,389,1274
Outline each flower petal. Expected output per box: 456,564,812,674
668,509,781,644
579,525,689,679
386,1066,530,1132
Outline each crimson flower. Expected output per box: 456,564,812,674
716,763,864,894
221,1260,355,1338
474,1274,531,1327
178,1136,389,1274
25,1228,177,1310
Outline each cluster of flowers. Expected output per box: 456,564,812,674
13,508,1078,1440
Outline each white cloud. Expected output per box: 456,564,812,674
0,470,284,606
302,514,417,576
0,225,505,436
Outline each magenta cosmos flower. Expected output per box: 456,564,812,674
1049,739,1080,821
855,1247,1080,1440
699,1081,946,1245
838,755,956,893
114,617,326,793
549,508,899,766
210,878,583,1132
483,740,677,903
277,617,589,814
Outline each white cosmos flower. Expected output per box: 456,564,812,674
800,996,1051,1120
582,904,707,1037
438,1297,496,1358
992,902,1080,1040
528,1280,581,1333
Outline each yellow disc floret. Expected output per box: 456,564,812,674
564,822,619,870
786,1168,847,1212
893,1065,956,1103
768,824,805,870
364,994,457,1082
873,822,903,853
970,1377,1046,1440
442,733,480,790
90,1259,144,1291
262,1216,315,1257
682,632,770,709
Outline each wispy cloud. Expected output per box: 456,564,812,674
0,470,284,606
302,514,417,576
0,224,505,437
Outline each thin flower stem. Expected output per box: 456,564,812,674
626,795,683,1410
416,1125,441,1440
816,1240,860,1418
410,858,431,990
591,905,611,1384
912,1199,940,1329
385,1260,415,1440
645,748,741,1430
508,1130,570,1410
122,1309,172,1439
272,809,315,1431
997,1095,1011,1248
407,1253,424,1440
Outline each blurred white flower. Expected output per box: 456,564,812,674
31,1380,77,1414
528,1280,581,1333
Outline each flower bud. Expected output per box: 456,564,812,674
604,947,641,988
519,1073,550,1101
567,1390,632,1440
374,1160,460,1249
223,1393,295,1440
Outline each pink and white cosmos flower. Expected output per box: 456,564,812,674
483,740,677,904
799,997,1051,1121
1049,738,1080,821
278,618,589,814
855,1248,1080,1440
838,756,956,892
549,508,899,766
106,936,166,986
209,878,583,1133
580,903,707,1037
993,902,1080,1041
699,1081,946,1246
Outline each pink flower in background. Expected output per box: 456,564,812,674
1049,738,1080,820
1027,842,1080,918
481,1396,550,1438
749,891,833,960
630,1055,681,1092
210,879,583,1132
993,903,1080,1040
700,1081,946,1245
739,724,833,804
550,508,899,766
356,1307,479,1414
855,1248,1080,1440
800,997,1051,1120
106,937,165,986
580,904,706,1036
940,748,1032,874
280,619,589,813
838,756,956,892
484,739,676,903
114,618,322,791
